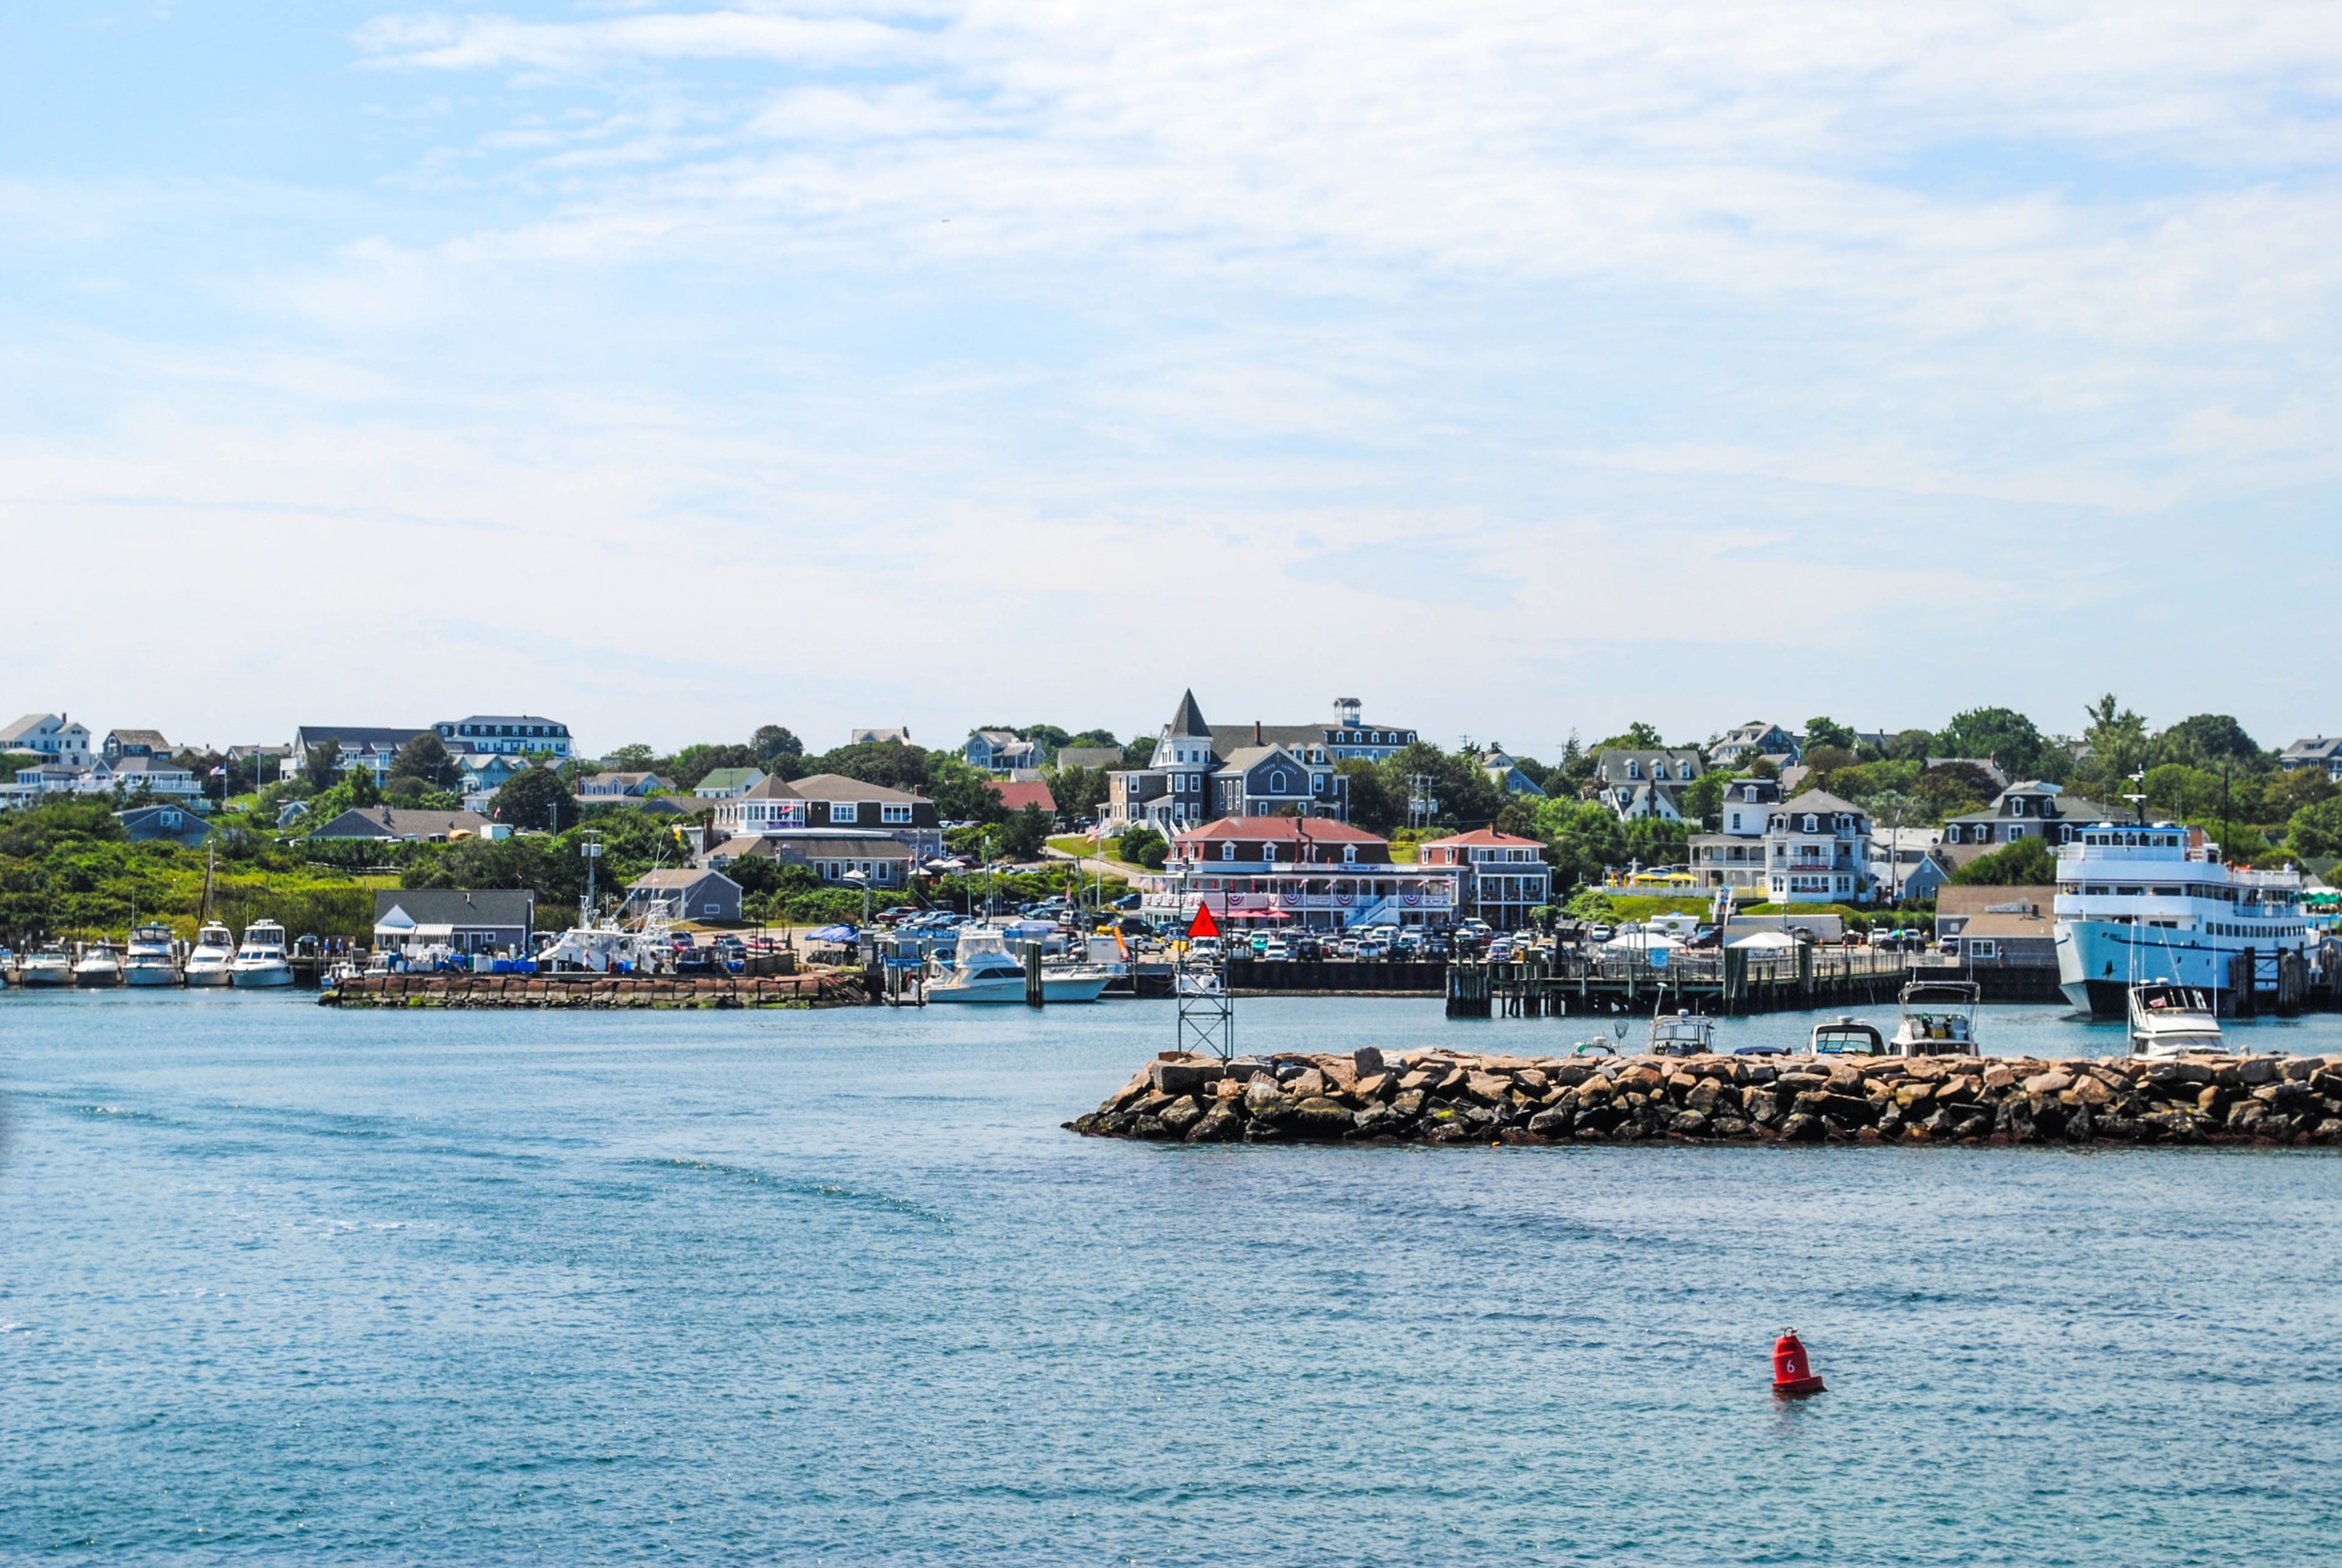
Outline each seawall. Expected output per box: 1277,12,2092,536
320,971,865,1009
1068,1048,2342,1146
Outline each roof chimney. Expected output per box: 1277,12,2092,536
1254,720,1262,745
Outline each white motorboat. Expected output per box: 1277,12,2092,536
1805,1016,1885,1056
184,921,236,986
1889,980,1981,1055
18,944,74,987
1646,1007,1714,1056
2127,982,2222,1058
72,941,125,987
122,921,181,986
230,919,295,987
928,927,1108,1003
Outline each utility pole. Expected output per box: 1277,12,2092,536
580,828,603,925
1406,775,1439,833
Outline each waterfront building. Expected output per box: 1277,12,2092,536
709,774,942,861
1143,817,1458,931
1106,691,1351,830
372,888,536,956
1420,828,1551,930
704,828,916,888
433,714,573,761
620,868,743,923
1761,790,1876,904
2,713,93,767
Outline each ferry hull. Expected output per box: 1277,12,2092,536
2055,920,2302,1019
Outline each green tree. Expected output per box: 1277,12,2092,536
1804,716,1857,753
996,804,1051,860
1679,768,1735,828
303,738,341,791
669,743,754,791
2266,766,2336,820
750,725,804,761
1594,722,1666,750
1935,707,2049,780
1120,735,1158,771
2076,695,2150,789
1044,763,1110,822
1950,838,2058,886
490,766,577,832
1339,759,1402,833
1115,825,1168,870
2153,713,2265,772
1882,728,1935,762
390,732,461,791
2288,796,2342,859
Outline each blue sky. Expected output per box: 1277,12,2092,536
4,0,2339,760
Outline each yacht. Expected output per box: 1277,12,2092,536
928,926,1109,1003
1889,980,1980,1055
229,920,295,987
2127,982,2223,1058
1805,1016,1885,1056
72,941,125,987
2055,822,2313,1018
184,922,236,986
1645,1007,1715,1056
18,944,74,987
122,921,181,986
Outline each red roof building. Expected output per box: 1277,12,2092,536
1420,829,1551,931
989,778,1057,815
1153,817,1457,931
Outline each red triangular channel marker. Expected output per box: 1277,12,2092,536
1188,903,1221,938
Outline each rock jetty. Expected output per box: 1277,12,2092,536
1067,1048,2342,1146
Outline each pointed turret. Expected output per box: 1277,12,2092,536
1166,689,1210,739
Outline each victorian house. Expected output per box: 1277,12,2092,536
1689,776,1780,894
1762,790,1875,904
1144,817,1458,932
1107,691,1353,830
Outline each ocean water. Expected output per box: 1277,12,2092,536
4,990,2340,1565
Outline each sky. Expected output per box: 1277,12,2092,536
3,0,2339,761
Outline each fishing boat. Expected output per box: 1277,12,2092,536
229,920,295,987
122,921,181,986
72,940,125,987
1646,1007,1715,1056
2126,982,2222,1058
18,944,74,987
1805,1016,1885,1056
1888,980,1981,1055
184,921,236,986
927,926,1108,1003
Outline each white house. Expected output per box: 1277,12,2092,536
2282,737,2342,780
433,714,574,760
693,767,766,799
1710,722,1801,769
1762,790,1875,904
2,713,93,767
1689,776,1783,892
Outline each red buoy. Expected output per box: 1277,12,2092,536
1772,1329,1826,1397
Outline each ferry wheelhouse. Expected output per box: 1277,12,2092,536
2053,823,2315,1018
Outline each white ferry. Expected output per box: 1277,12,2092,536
2053,823,2315,1019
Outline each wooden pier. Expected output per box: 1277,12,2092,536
1446,947,1918,1019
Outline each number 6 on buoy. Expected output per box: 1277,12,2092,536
1773,1329,1826,1398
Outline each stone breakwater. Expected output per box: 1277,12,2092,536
1067,1048,2342,1146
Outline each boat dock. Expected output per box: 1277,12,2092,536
1446,948,1920,1019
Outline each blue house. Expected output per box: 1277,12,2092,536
116,804,210,845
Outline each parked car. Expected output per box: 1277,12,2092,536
1261,939,1291,961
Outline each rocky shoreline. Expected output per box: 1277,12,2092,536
1067,1048,2342,1146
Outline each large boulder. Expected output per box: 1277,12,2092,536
1292,1096,1357,1138
1159,1096,1205,1136
1149,1057,1219,1096
1186,1106,1243,1143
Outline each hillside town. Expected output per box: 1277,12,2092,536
7,694,2342,978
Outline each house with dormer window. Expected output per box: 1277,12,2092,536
1689,776,1781,893
1710,722,1801,769
1938,781,2120,870
1762,790,1875,904
1144,816,1457,931
1107,691,1351,830
435,714,573,760
1421,829,1551,930
1592,749,1704,820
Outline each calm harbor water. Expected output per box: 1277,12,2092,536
5,991,2341,1565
